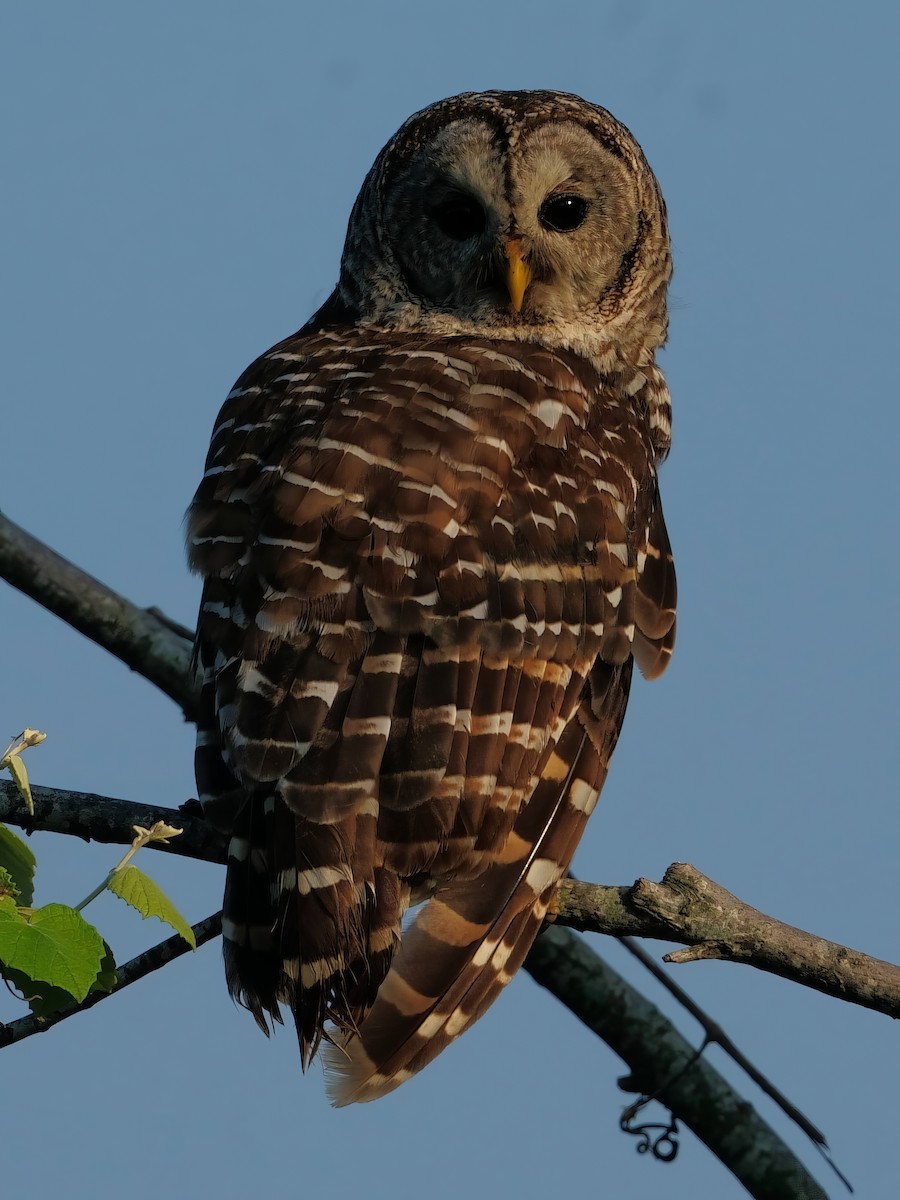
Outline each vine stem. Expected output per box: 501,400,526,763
73,821,185,911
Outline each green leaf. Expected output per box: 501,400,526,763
0,903,106,1002
1,966,81,1018
5,754,33,815
108,866,196,949
0,823,36,905
2,941,118,1018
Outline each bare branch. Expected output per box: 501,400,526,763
0,511,198,719
527,928,830,1200
554,870,900,1018
0,913,222,1049
0,779,225,864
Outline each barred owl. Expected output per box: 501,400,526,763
188,90,676,1105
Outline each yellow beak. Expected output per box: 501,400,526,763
504,238,532,313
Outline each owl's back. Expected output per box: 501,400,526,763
188,324,674,1101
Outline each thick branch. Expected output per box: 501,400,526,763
0,779,226,863
0,512,199,719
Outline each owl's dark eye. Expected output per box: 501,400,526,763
539,194,590,233
429,194,486,241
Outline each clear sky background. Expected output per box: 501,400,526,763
2,4,897,1197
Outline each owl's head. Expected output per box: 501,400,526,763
334,90,672,364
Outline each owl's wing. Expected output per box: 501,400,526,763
634,484,677,679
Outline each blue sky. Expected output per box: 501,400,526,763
2,4,898,1197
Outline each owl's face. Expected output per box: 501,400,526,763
383,118,641,324
338,91,671,362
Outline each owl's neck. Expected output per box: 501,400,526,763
308,288,661,378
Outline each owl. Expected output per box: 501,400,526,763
187,90,676,1105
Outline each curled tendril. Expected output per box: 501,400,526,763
619,1038,709,1164
620,1106,680,1162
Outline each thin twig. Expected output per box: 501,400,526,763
620,936,827,1145
0,912,222,1049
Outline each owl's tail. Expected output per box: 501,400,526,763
221,788,410,1068
323,665,630,1105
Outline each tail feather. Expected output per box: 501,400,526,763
323,697,610,1105
221,795,282,1034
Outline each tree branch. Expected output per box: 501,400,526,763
3,777,896,1022
614,936,852,1192
0,769,837,1199
0,512,199,720
0,512,861,1195
527,928,829,1200
3,514,895,1019
0,779,226,864
0,888,830,1200
553,873,900,1018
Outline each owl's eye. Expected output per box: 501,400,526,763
539,194,590,233
429,194,486,241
